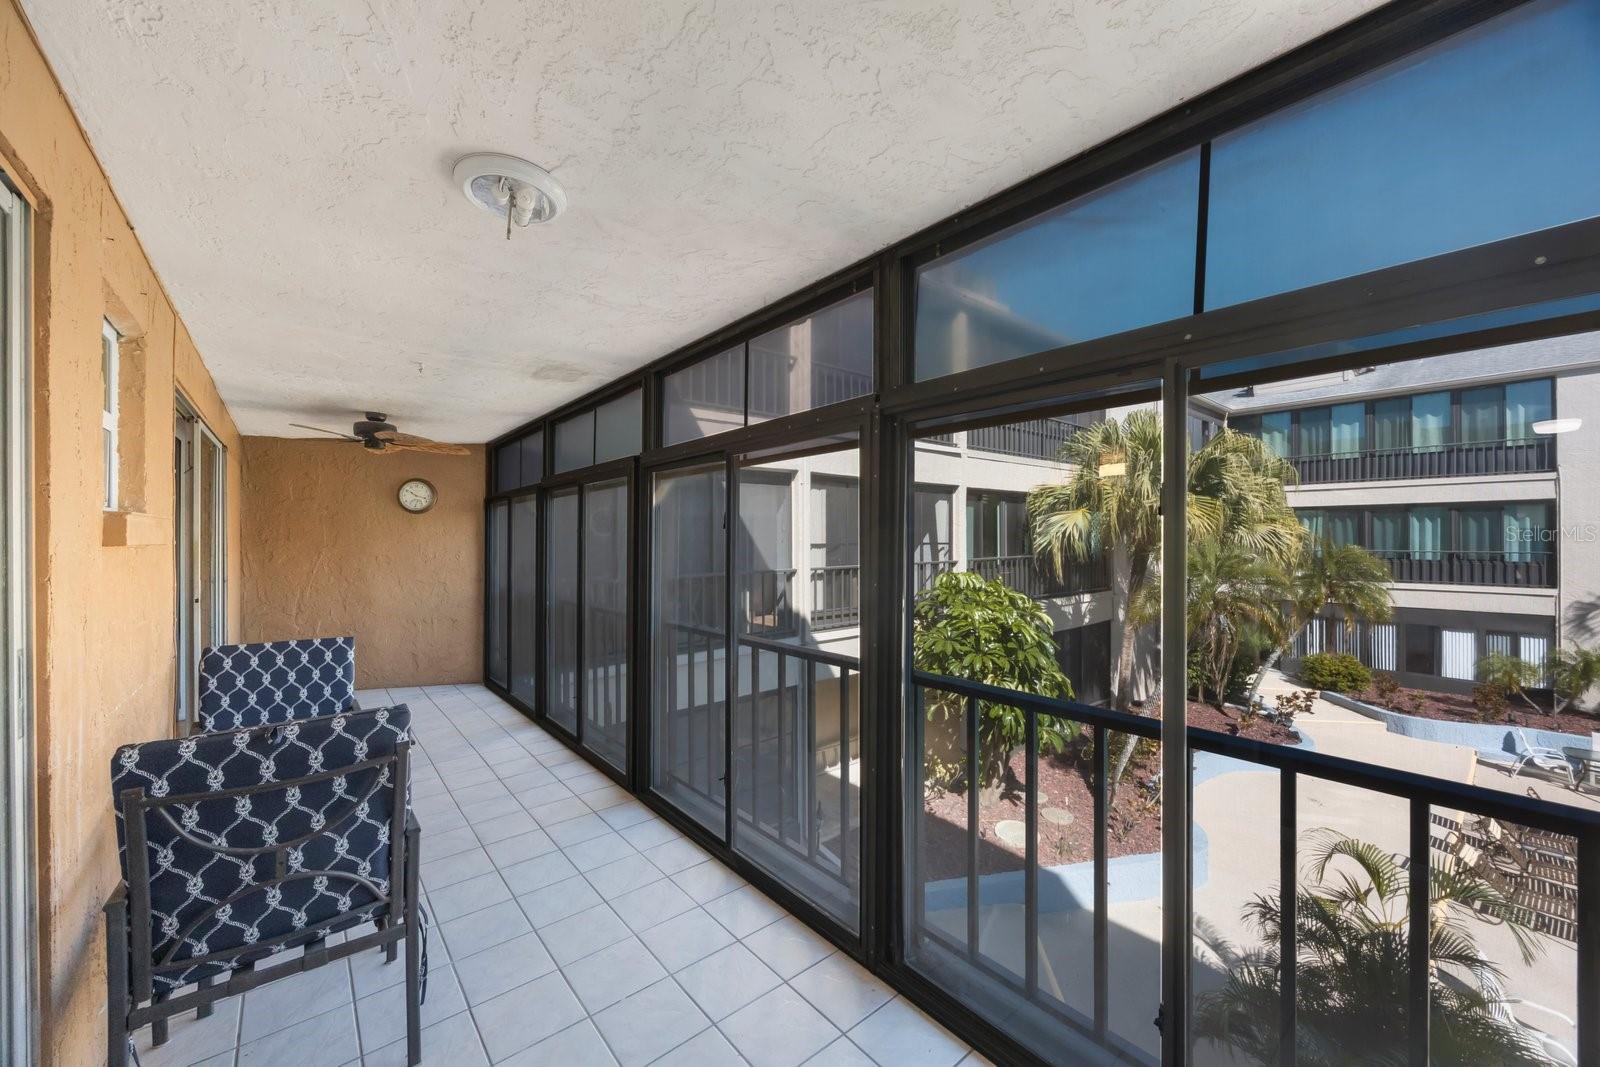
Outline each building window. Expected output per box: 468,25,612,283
101,319,119,511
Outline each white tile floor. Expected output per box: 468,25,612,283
135,684,992,1067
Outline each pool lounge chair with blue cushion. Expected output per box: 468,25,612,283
197,635,356,732
105,704,425,1066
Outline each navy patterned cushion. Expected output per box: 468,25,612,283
198,637,355,733
111,705,410,993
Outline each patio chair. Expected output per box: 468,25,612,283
105,704,425,1066
1509,728,1576,787
196,635,356,733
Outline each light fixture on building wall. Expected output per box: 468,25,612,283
1532,417,1582,435
453,154,567,239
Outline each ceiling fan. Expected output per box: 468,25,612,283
289,412,470,456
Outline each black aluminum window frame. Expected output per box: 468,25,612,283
478,2,1600,1062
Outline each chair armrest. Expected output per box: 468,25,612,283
103,882,128,916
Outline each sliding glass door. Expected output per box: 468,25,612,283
582,478,630,770
649,462,728,833
508,494,538,706
542,470,635,772
732,439,863,930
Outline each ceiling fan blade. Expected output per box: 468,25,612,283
290,422,360,441
385,440,471,456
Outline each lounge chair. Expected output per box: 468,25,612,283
1509,727,1576,787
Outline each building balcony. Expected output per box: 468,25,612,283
1285,436,1555,485
968,553,1111,599
1374,548,1555,588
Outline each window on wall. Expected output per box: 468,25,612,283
493,431,543,493
664,345,744,446
553,411,595,474
101,319,119,510
1205,0,1600,308
748,291,873,424
914,151,1200,381
594,389,643,463
545,488,581,734
487,501,509,687
508,496,538,707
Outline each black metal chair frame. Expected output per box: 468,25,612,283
104,740,423,1066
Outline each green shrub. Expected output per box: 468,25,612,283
1299,652,1371,694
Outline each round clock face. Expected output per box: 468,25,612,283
398,478,436,513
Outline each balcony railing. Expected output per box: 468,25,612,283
910,669,1600,1066
1285,436,1555,484
967,415,1095,461
810,563,862,630
969,553,1110,599
1373,549,1555,588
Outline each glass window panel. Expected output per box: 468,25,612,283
1458,507,1498,554
583,479,630,770
1404,623,1439,675
748,292,873,423
1258,411,1291,457
734,443,862,930
1323,511,1359,547
664,345,745,445
545,488,581,734
1370,511,1406,555
1206,0,1600,308
1409,505,1446,560
487,501,509,687
1296,407,1331,457
1459,385,1502,443
1411,392,1451,449
1372,396,1410,451
651,465,728,833
1503,503,1547,563
914,151,1200,381
553,411,595,473
1505,379,1553,439
509,496,538,705
595,389,643,463
518,431,544,485
1329,402,1364,455
493,441,521,493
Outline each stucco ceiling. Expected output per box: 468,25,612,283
23,0,1382,442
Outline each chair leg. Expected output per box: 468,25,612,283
106,897,130,1067
404,922,420,1065
196,974,215,1019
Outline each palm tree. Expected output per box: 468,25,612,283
1477,651,1544,714
1130,537,1289,708
1547,645,1600,715
1241,538,1394,713
1029,412,1303,792
1196,830,1551,1065
1029,410,1304,712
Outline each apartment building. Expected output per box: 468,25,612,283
1198,332,1600,693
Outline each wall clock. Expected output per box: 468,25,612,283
397,478,437,514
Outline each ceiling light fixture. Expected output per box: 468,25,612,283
453,153,567,239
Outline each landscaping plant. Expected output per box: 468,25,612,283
912,570,1075,794
1299,652,1372,694
1475,652,1544,714
1547,644,1600,715
1196,830,1551,1065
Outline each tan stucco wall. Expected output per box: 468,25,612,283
0,2,245,1063
241,438,484,689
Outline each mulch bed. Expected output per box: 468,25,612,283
918,702,1298,881
1347,681,1600,737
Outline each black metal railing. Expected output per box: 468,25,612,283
1373,549,1555,588
655,620,728,821
910,669,1600,1067
967,415,1096,461
1286,436,1555,484
969,553,1111,599
735,634,861,915
810,563,862,630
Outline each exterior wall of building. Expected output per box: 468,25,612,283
0,3,244,1061
240,438,485,688
1556,369,1600,650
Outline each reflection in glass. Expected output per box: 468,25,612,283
509,496,538,706
914,152,1200,381
595,390,643,463
545,488,580,734
493,441,521,493
733,444,862,930
664,345,745,446
486,500,509,687
554,411,595,473
747,292,873,422
650,465,728,833
518,431,544,486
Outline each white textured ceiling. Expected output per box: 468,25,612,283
24,0,1382,442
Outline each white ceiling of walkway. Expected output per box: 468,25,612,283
23,0,1380,441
